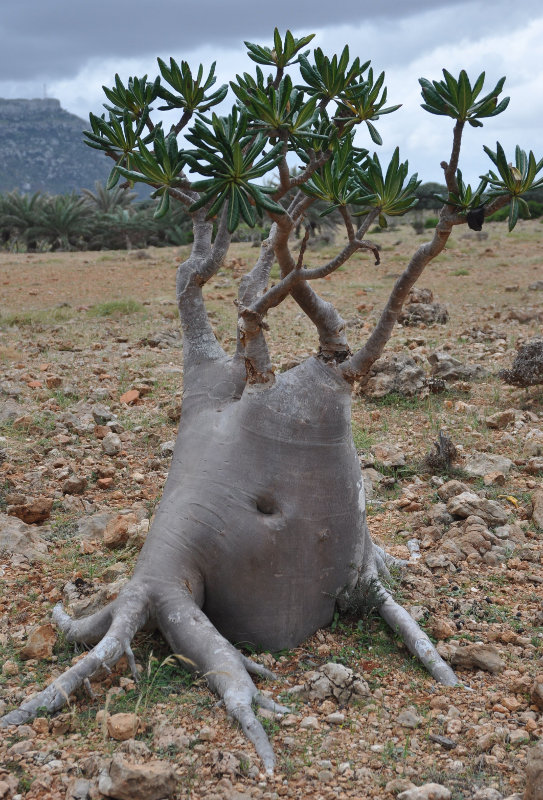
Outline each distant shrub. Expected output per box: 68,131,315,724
424,217,439,228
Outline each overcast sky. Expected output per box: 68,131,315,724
1,0,542,183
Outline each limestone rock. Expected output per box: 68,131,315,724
92,404,115,425
19,623,57,660
462,451,514,478
153,721,190,750
428,351,485,380
373,443,406,467
7,495,53,524
102,432,122,456
62,474,87,495
0,512,48,559
292,662,370,704
485,409,516,429
427,616,456,640
437,480,470,502
107,713,140,741
500,337,543,387
397,707,422,729
399,302,449,326
103,513,138,549
77,512,114,541
98,755,177,800
437,642,505,674
358,354,426,398
446,492,508,526
398,783,451,800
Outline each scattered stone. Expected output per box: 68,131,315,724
92,404,115,424
471,790,503,800
103,513,138,549
2,659,19,676
62,474,87,495
160,440,175,457
97,755,177,800
77,512,114,541
437,642,505,674
397,707,422,729
101,562,127,583
500,337,543,387
428,734,457,750
140,329,182,348
427,616,456,639
387,779,417,795
506,308,543,324
399,301,449,326
398,783,451,800
65,777,92,800
485,409,517,429
437,480,470,502
446,492,508,526
373,442,406,467
19,623,57,660
120,389,140,405
300,716,319,730
428,351,485,380
325,711,345,725
509,728,530,745
102,432,122,456
357,354,426,398
0,512,48,559
462,451,514,478
107,712,140,741
6,495,53,524
153,720,190,750
289,662,370,704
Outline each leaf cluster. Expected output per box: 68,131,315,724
82,33,540,238
245,28,315,68
419,69,509,126
483,143,543,229
185,109,285,231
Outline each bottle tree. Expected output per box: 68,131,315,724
3,31,542,771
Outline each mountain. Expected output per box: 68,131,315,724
0,98,111,195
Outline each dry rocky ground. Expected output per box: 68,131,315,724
0,219,542,800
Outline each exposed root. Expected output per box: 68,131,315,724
377,589,458,686
373,542,407,581
1,584,150,728
156,591,289,773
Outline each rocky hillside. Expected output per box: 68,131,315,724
0,98,110,195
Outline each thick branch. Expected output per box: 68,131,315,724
176,207,231,367
273,214,350,358
340,219,453,381
236,226,278,384
441,120,464,195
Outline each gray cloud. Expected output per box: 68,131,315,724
1,0,477,81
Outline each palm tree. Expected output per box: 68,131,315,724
33,193,92,250
0,191,48,250
81,181,136,213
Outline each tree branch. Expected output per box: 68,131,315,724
176,207,230,367
340,219,453,382
441,120,464,195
